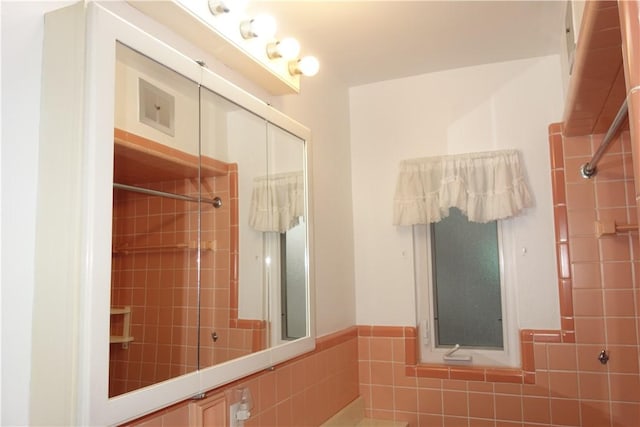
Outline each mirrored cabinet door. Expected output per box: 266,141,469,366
107,44,312,395
199,86,269,370
263,123,308,345
110,43,201,397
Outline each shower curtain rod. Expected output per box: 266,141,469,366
580,99,629,179
113,183,222,207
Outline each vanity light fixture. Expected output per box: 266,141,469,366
288,55,320,77
201,3,320,80
266,37,300,60
239,14,277,39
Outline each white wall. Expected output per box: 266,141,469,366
1,1,356,425
349,55,564,329
115,44,200,155
1,2,76,425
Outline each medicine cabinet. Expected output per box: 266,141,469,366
41,2,314,425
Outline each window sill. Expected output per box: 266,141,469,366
405,328,569,384
405,363,533,384
358,325,568,385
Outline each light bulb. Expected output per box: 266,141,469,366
208,0,229,15
240,14,276,39
266,37,301,60
230,0,249,14
209,0,248,15
289,56,320,77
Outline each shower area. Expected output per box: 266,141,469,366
108,131,260,396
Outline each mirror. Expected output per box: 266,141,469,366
108,43,308,397
262,124,308,342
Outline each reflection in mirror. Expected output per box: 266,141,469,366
198,86,269,370
281,220,307,340
107,42,309,398
260,124,307,344
109,43,201,397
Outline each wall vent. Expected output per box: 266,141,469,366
138,78,175,136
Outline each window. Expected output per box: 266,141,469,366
414,209,520,367
432,208,503,348
280,219,307,340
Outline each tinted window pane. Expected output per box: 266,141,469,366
431,208,503,348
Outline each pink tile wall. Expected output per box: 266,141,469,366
109,168,262,396
359,326,560,427
198,168,266,367
120,327,360,427
110,181,200,396
359,322,638,426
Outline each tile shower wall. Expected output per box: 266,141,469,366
109,170,263,396
110,180,201,396
197,166,266,367
356,127,640,427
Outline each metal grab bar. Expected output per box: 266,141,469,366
112,240,216,255
580,100,628,179
113,183,222,207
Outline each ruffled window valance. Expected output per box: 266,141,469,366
249,171,304,233
393,149,532,225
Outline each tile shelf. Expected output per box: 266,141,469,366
562,1,627,137
110,306,134,349
113,128,232,185
595,220,639,237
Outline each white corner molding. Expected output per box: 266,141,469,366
127,0,301,95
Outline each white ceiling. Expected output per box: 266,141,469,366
247,1,568,87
